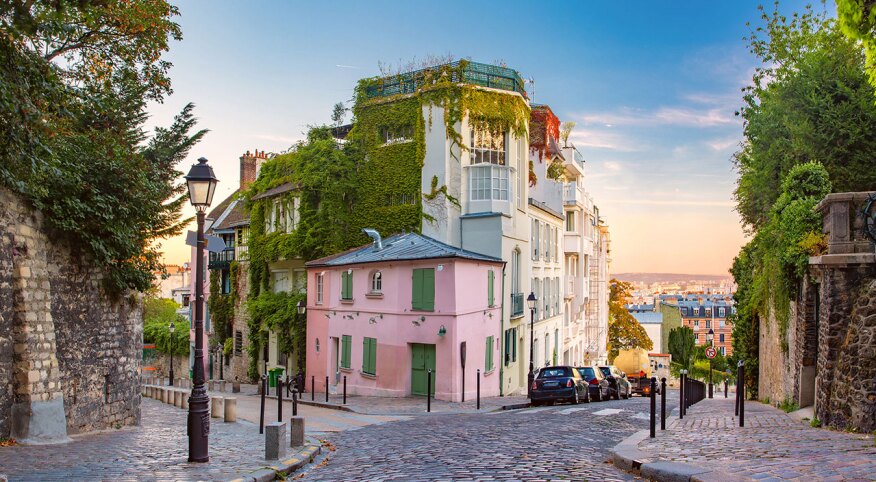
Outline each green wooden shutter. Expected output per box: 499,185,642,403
341,335,351,368
512,328,517,362
412,269,423,310
422,268,435,311
504,329,511,366
485,336,494,371
362,337,377,374
488,270,495,307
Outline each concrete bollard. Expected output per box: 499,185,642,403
224,397,237,422
157,387,164,403
164,388,172,405
232,381,240,393
265,422,287,460
145,386,152,398
208,380,215,391
174,390,183,408
289,416,305,448
220,381,226,392
210,396,223,418
182,391,189,409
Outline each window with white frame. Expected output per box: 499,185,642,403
543,277,551,318
470,127,506,165
544,226,551,261
532,219,540,260
271,270,290,293
469,165,509,201
566,212,575,232
517,139,525,209
316,273,324,304
380,125,413,145
370,271,382,294
511,249,520,294
266,197,300,234
718,307,726,317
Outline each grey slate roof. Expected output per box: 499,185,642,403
631,312,663,325
306,232,503,267
251,182,297,201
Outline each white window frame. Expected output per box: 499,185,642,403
470,127,507,165
316,273,324,304
370,271,382,294
469,164,510,201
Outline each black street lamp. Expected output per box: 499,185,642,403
526,292,536,397
184,157,218,463
707,328,715,399
297,300,306,315
168,321,175,386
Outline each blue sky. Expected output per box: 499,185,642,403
152,0,820,275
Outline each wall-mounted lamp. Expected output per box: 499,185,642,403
438,325,447,337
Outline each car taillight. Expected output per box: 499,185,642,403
531,381,538,390
589,378,599,385
566,379,573,388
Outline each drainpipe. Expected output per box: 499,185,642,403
499,263,506,397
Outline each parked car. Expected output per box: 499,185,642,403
576,366,612,401
598,365,632,400
530,366,589,406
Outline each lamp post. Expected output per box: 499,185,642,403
526,292,536,397
707,328,715,398
184,157,218,463
168,321,175,386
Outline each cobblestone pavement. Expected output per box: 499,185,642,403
0,398,301,482
638,398,876,481
299,392,676,481
288,392,532,416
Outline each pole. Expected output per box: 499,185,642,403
292,387,298,417
278,379,284,422
649,377,656,438
476,368,481,410
679,371,685,419
738,361,745,427
187,210,209,462
462,365,465,403
168,333,174,386
343,376,347,404
427,369,432,413
708,357,713,399
660,377,666,430
219,350,223,381
528,308,534,398
259,375,266,434
724,378,728,398
735,370,740,416
311,376,315,401
325,376,329,403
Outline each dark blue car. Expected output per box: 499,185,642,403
530,366,589,406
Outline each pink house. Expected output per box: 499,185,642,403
305,231,505,402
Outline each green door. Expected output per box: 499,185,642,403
411,343,436,396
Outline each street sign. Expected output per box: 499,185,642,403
705,346,717,359
185,231,227,253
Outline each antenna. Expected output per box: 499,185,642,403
525,77,535,102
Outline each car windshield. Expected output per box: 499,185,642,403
577,367,595,379
537,367,571,378
598,367,611,376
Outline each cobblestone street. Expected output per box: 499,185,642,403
299,393,677,481
0,399,294,482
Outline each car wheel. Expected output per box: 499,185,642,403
613,388,621,400
594,389,602,402
573,390,580,405
531,400,541,407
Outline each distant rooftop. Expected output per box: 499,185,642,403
362,60,526,100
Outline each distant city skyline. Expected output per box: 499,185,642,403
151,0,818,275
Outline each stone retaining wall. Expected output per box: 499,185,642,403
0,187,142,441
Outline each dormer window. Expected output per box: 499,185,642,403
266,197,299,234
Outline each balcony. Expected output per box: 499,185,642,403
363,61,527,100
511,292,524,318
208,248,235,270
564,232,582,254
563,183,583,205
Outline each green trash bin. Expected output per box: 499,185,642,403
268,367,285,388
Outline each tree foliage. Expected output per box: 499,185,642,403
837,0,876,91
143,297,189,356
667,326,695,371
734,3,876,230
0,1,202,294
607,279,653,362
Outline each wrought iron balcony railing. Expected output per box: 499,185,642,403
208,248,235,270
364,61,527,100
511,292,524,318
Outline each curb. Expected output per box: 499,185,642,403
610,430,752,482
229,442,321,482
264,393,530,415
496,402,531,411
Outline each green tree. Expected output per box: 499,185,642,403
143,297,189,356
734,3,876,229
837,0,876,91
607,279,653,362
667,326,695,371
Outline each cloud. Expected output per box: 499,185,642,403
603,161,623,171
576,105,737,128
610,199,735,207
335,64,358,69
568,129,641,152
253,133,302,145
706,137,740,151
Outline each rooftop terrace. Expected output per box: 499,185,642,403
362,60,527,100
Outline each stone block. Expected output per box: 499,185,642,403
181,392,189,409
232,381,240,393
289,416,305,447
219,381,226,392
210,396,223,418
264,421,287,460
174,390,183,408
224,397,237,422
208,380,214,391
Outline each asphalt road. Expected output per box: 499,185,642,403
298,391,679,481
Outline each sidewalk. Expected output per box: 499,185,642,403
0,398,320,482
612,397,876,481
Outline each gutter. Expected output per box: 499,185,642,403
499,263,506,396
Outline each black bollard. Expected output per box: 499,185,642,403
679,372,685,419
325,376,329,402
660,377,667,430
427,369,432,413
724,379,728,398
649,377,657,438
738,362,745,427
292,387,298,417
259,375,267,434
311,375,315,401
278,379,283,422
476,369,481,410
286,374,291,397
735,373,740,416
343,376,347,405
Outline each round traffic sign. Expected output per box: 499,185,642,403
705,346,717,359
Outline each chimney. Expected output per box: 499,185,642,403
240,149,268,190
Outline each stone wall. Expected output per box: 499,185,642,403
228,262,251,382
0,187,142,441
